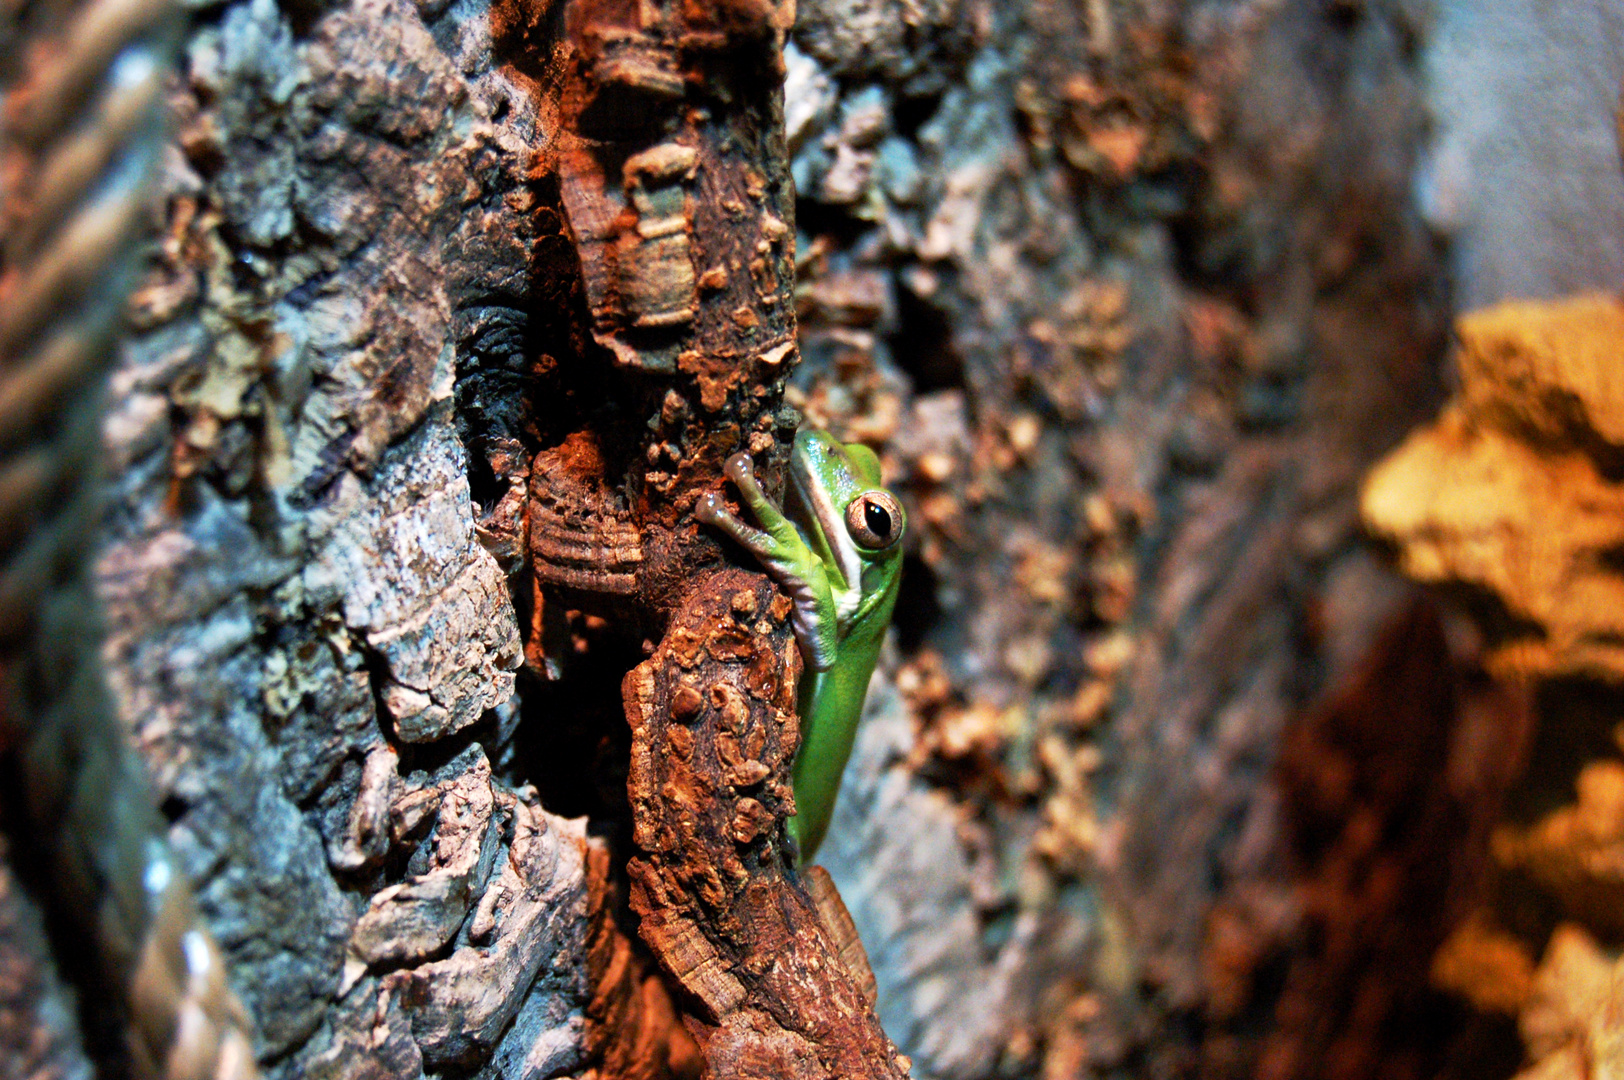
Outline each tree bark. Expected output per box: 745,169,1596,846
1,0,1565,1078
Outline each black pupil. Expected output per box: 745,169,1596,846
863,500,892,539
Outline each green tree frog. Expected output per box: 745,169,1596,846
697,429,906,862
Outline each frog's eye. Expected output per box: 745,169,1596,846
845,491,905,550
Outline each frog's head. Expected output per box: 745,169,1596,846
788,428,905,603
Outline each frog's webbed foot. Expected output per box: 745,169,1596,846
698,454,800,558
697,453,839,670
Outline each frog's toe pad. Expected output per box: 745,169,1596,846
695,492,726,525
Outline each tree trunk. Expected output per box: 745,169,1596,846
2,0,1597,1078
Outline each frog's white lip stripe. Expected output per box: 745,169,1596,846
790,450,861,602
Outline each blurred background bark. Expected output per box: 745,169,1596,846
3,0,1623,1078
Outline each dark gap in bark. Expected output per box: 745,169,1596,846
159,793,190,824
892,551,942,655
277,0,330,41
1429,581,1551,656
794,199,877,250
1325,0,1364,36
1597,542,1624,578
891,88,943,140
888,276,965,394
1439,1010,1523,1080
508,630,642,824
1502,677,1624,827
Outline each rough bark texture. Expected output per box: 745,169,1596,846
4,0,1603,1078
494,0,905,1074
27,0,620,1071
